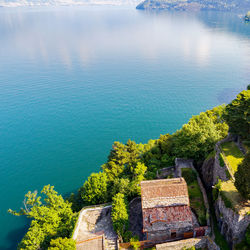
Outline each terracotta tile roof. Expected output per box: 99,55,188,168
142,205,193,232
140,178,189,208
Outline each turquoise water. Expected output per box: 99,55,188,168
0,6,249,249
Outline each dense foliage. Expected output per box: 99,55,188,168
172,106,228,162
79,172,109,205
111,193,129,241
235,152,250,199
78,105,228,207
223,90,250,144
9,185,76,250
48,237,76,250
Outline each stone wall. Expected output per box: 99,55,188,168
202,133,239,190
156,236,219,250
201,134,232,189
215,195,250,246
147,223,193,241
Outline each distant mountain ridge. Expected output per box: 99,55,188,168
136,0,250,11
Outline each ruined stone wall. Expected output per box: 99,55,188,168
215,195,250,245
201,155,215,189
147,223,193,241
156,236,219,250
201,135,232,189
148,221,193,233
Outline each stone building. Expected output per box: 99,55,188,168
141,178,194,241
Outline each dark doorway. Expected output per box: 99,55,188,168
171,231,176,238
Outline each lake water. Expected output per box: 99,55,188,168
0,5,249,249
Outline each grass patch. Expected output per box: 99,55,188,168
220,180,250,215
181,168,206,226
220,141,244,175
221,180,242,206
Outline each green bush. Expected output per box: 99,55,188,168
80,172,109,205
235,152,250,199
181,168,197,184
48,237,76,250
130,236,140,249
111,193,129,241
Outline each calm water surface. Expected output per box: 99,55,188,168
0,6,249,249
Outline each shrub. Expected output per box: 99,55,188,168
80,172,109,205
235,152,250,199
48,237,76,250
181,168,197,184
111,193,129,241
130,236,140,249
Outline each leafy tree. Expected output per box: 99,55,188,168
8,185,75,249
48,237,76,250
172,109,228,161
108,141,130,166
129,162,147,197
235,152,250,199
80,172,109,205
111,178,130,197
102,160,124,182
111,193,129,241
223,90,250,141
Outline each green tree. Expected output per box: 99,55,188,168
111,193,129,241
48,237,76,250
111,178,130,197
108,141,130,166
9,185,75,249
235,152,250,199
102,161,124,182
223,90,250,141
172,109,228,161
80,172,109,205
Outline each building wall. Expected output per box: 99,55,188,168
147,223,193,241
142,196,189,208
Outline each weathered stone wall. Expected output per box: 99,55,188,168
156,236,219,250
157,166,175,179
149,221,193,234
148,224,193,241
201,134,233,189
201,155,215,189
142,196,189,208
215,195,250,246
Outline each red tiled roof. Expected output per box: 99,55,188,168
142,205,193,232
141,178,188,200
